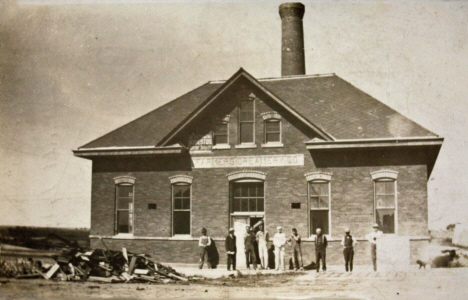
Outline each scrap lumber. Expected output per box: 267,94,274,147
4,240,187,284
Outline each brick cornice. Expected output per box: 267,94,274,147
370,169,399,180
227,170,267,181
304,171,333,182
113,176,136,185
169,175,193,184
261,111,281,121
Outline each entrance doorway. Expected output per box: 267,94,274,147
232,216,249,268
231,215,264,269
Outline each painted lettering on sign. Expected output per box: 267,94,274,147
191,154,304,169
189,133,213,152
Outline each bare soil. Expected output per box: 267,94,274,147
1,268,468,300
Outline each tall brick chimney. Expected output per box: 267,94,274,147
279,2,306,76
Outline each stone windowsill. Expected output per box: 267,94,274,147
261,142,284,148
212,144,231,150
235,143,257,149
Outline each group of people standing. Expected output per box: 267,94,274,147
198,222,384,272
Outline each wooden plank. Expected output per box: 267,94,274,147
122,248,128,262
167,273,188,282
87,276,113,283
15,273,42,279
133,269,148,275
128,256,137,275
44,264,60,279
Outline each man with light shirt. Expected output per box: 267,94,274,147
273,226,287,271
198,228,212,269
366,223,383,271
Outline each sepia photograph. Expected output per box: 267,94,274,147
1,0,468,299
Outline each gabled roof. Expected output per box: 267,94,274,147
77,68,438,150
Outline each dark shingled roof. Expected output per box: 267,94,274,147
80,82,222,148
261,75,436,140
79,73,436,149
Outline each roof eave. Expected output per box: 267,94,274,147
73,145,184,158
305,137,444,150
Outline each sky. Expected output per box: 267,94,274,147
0,0,467,230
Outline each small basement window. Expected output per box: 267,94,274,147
148,203,157,210
291,203,301,209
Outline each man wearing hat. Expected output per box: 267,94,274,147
366,223,383,271
341,227,357,272
244,226,257,270
313,228,328,272
225,228,237,271
273,226,287,271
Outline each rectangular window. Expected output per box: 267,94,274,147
265,120,281,143
116,185,134,234
309,181,330,235
239,100,254,144
173,184,191,235
231,182,264,213
375,180,396,234
213,123,228,145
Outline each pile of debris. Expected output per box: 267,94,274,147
2,239,188,284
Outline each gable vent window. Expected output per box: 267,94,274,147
213,122,228,145
239,99,254,144
265,120,281,143
261,112,283,148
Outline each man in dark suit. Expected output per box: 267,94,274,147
225,228,237,271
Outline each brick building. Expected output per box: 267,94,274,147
73,3,443,266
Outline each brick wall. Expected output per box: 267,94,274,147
91,237,427,266
89,85,431,265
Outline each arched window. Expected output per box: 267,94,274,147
170,175,193,236
227,171,266,229
305,172,332,236
114,176,135,235
371,170,398,234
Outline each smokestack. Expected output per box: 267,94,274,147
279,3,306,76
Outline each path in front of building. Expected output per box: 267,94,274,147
1,267,468,300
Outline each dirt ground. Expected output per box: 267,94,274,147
1,267,468,300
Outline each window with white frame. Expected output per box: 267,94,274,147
172,184,191,235
374,180,396,234
371,169,398,234
115,184,134,235
264,119,281,144
239,99,254,144
231,181,264,213
213,122,228,145
308,181,330,235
